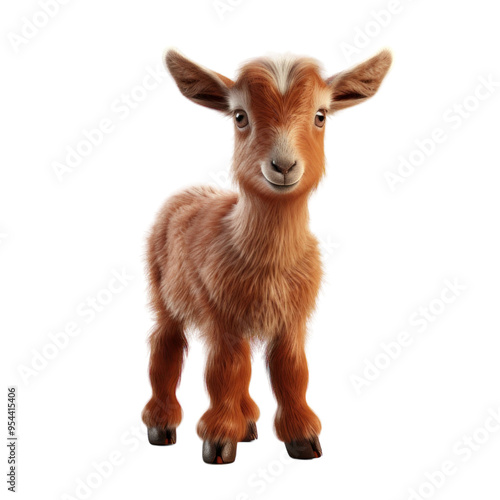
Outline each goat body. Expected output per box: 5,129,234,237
142,49,391,463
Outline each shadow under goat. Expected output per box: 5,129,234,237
142,48,392,464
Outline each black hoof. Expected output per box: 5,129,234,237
147,426,176,446
202,440,237,464
241,421,258,442
285,435,322,460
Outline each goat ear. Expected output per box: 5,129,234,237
165,49,234,112
326,50,392,111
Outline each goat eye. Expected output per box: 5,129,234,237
234,110,249,128
315,110,326,128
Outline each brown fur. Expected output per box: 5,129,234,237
142,50,391,446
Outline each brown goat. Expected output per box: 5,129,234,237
142,49,392,464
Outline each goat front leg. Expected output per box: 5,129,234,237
266,327,322,459
197,331,256,464
142,315,187,446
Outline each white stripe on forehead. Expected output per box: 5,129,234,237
263,54,301,95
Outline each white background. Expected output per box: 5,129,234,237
1,0,500,499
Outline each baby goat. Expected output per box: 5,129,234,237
142,49,391,464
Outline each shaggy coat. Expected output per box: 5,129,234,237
142,49,391,463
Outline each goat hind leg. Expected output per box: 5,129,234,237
239,340,260,442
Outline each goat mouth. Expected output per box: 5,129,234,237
264,177,300,191
262,173,302,191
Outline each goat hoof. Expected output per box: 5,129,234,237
285,435,322,460
147,426,176,446
241,421,258,442
202,440,237,464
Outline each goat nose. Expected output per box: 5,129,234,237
271,159,297,175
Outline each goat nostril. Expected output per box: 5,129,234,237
271,160,281,173
271,160,297,175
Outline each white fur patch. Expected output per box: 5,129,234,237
265,55,299,95
315,87,333,113
228,87,251,113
